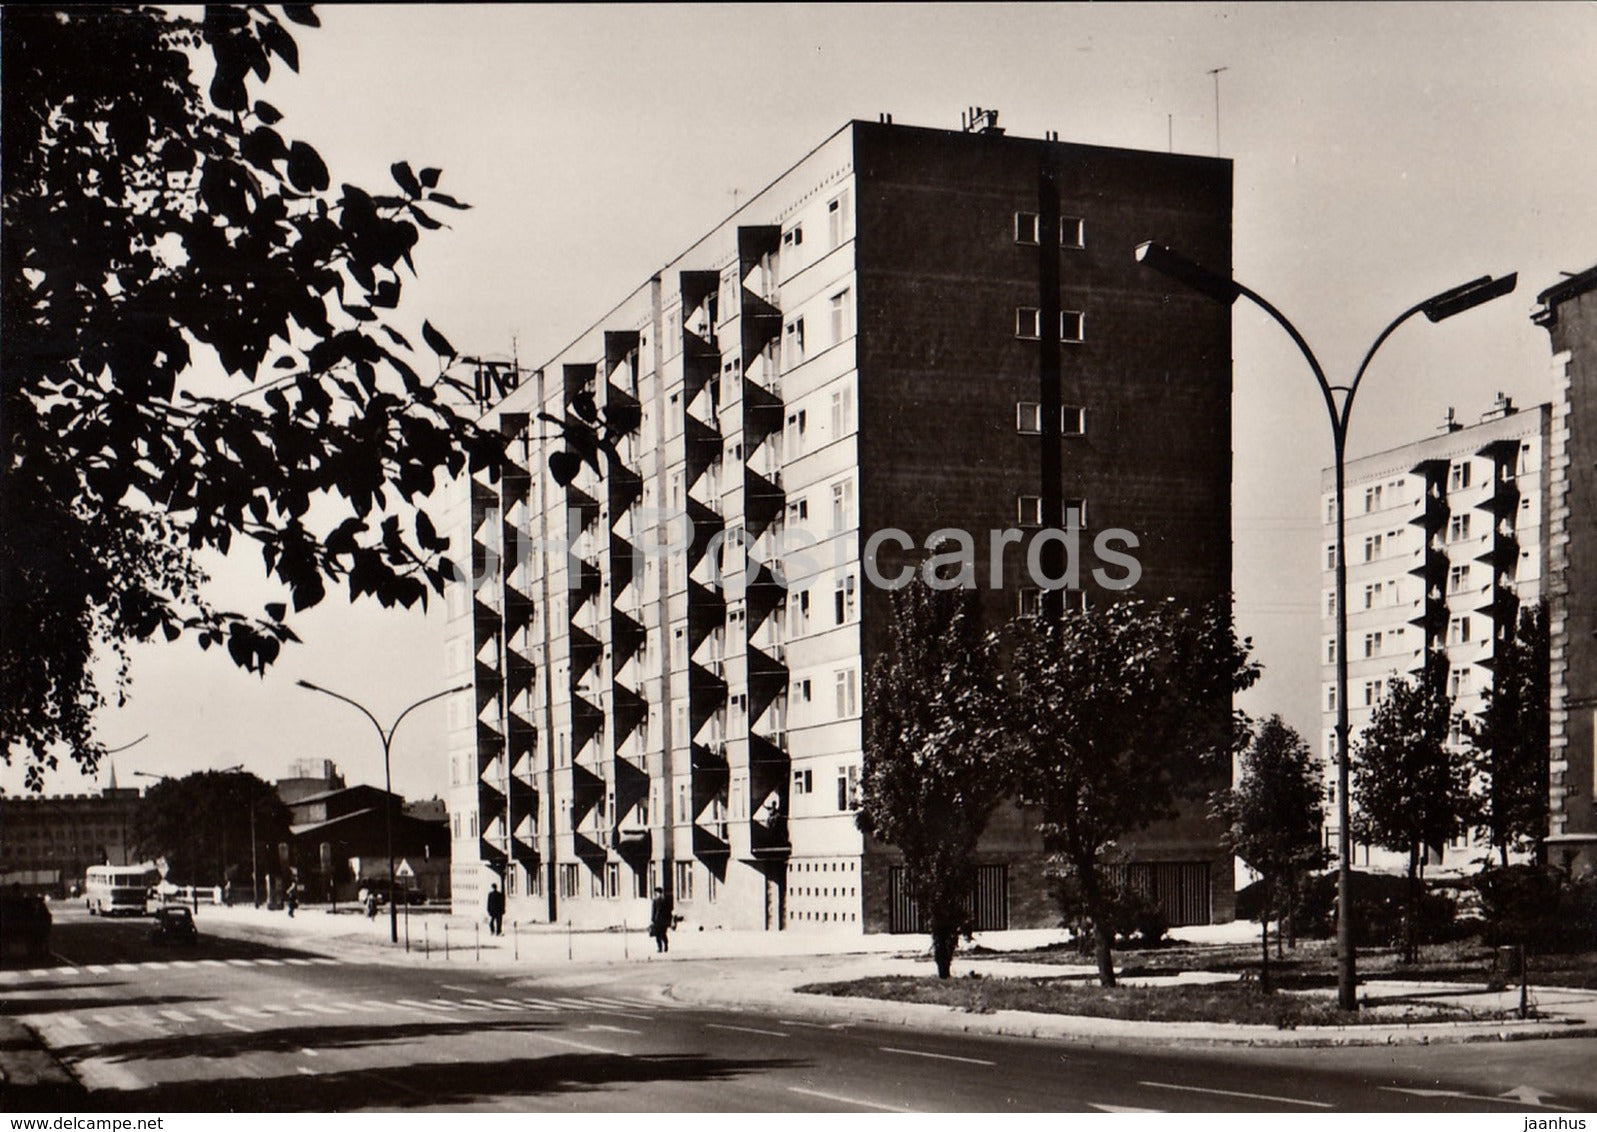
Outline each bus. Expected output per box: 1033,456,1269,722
84,865,156,916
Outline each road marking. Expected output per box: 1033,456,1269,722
582,995,650,1009
461,998,519,1011
535,1034,617,1055
157,1009,195,1023
142,962,169,970
492,998,540,1010
303,1002,347,1016
225,958,254,967
296,1066,315,1076
54,966,80,976
1380,1086,1575,1112
26,968,51,978
340,1000,384,1012
779,1019,828,1028
363,999,400,1011
233,1006,273,1018
197,1007,233,1020
113,963,139,972
300,1048,320,1057
396,999,448,1012
224,1021,254,1033
169,960,198,969
879,1046,995,1067
707,1023,788,1039
309,957,339,966
86,964,111,974
516,999,561,1012
91,1013,131,1028
257,958,285,967
199,959,227,968
1141,1081,1333,1109
431,999,476,1010
440,984,476,993
284,958,314,966
787,1086,915,1113
585,1023,642,1035
1088,1104,1163,1114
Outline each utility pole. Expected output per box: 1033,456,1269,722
1208,67,1228,156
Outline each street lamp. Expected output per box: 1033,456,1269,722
1134,240,1516,1011
296,679,470,944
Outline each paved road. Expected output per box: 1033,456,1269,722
4,906,1594,1112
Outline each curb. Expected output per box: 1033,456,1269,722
662,980,1597,1049
0,1019,86,1109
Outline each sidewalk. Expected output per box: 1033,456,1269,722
0,1017,82,1108
190,904,1597,1047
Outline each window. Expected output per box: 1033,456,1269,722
674,860,693,901
667,392,681,438
790,590,811,635
1060,215,1085,249
1017,588,1043,617
1450,668,1471,697
1363,632,1382,658
632,868,649,899
836,765,860,811
1017,402,1042,434
793,768,813,795
1363,582,1383,610
1363,534,1383,562
831,478,855,530
705,872,719,903
1062,405,1086,436
1064,498,1087,528
1448,564,1472,594
784,317,806,367
794,677,812,703
830,289,853,344
605,862,619,899
1325,545,1338,570
1364,485,1383,513
834,574,857,624
1365,679,1385,706
786,409,806,452
1018,495,1043,526
787,497,808,524
1060,310,1084,342
1449,461,1472,491
834,667,858,717
1326,590,1337,616
827,190,851,246
1326,638,1337,663
1326,498,1337,523
1014,211,1040,244
560,864,580,899
1449,616,1472,645
1448,514,1471,542
831,385,854,436
1326,684,1337,711
1016,307,1041,339
782,224,803,248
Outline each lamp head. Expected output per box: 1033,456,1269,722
1134,241,1241,305
1420,273,1517,322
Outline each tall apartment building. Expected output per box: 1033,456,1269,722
1320,396,1551,869
1535,264,1597,874
445,114,1237,932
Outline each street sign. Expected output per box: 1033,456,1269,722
395,859,415,878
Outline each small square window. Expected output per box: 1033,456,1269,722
782,224,803,248
1061,310,1084,343
1014,212,1040,245
1017,495,1043,526
1064,498,1087,528
1016,307,1041,339
1016,401,1042,434
1017,588,1043,617
1060,216,1085,249
1061,405,1086,436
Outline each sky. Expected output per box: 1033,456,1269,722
15,2,1597,801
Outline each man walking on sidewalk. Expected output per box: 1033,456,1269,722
649,886,672,953
486,883,505,936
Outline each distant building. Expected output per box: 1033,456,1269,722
274,758,346,805
444,113,1238,933
1321,396,1551,871
0,787,143,896
283,784,449,901
1535,265,1597,875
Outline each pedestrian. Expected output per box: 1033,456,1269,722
649,886,672,954
486,883,505,936
285,881,298,918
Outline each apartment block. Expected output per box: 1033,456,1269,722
1535,264,1597,874
1320,396,1551,869
445,114,1237,932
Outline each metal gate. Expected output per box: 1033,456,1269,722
887,864,1009,934
1119,861,1211,927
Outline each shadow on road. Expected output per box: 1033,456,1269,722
0,993,216,1018
71,1051,804,1111
86,1018,558,1063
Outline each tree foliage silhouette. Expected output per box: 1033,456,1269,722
1,6,503,788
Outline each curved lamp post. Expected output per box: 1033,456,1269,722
296,680,470,943
1135,241,1516,1011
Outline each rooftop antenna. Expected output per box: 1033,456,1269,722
1207,67,1228,155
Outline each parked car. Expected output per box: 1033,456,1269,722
365,882,427,906
150,905,198,945
0,893,52,964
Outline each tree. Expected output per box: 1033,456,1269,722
1,6,502,790
1466,603,1550,865
130,770,290,890
1351,668,1475,962
1001,598,1258,986
857,579,1006,978
1210,715,1327,992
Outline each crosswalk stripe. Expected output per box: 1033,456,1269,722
158,1009,194,1023
583,995,652,1009
26,968,50,978
516,999,561,1012
303,1002,347,1015
284,958,314,966
460,998,519,1011
169,960,198,969
87,964,111,974
257,958,285,967
309,958,339,966
395,999,447,1012
363,999,401,1011
233,1007,273,1018
56,967,80,976
197,1007,233,1020
114,963,139,972
143,962,169,971
198,959,226,967
550,997,600,1009
224,1021,254,1033
438,998,486,1011
226,958,254,967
